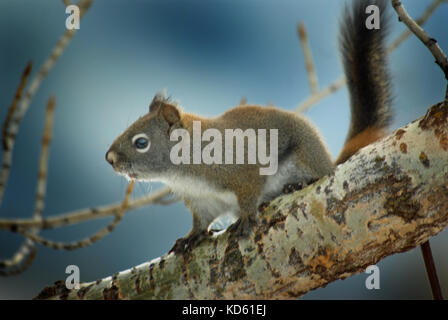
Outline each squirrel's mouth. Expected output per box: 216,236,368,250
111,162,139,180
115,169,139,181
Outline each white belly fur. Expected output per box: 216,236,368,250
160,175,240,220
157,156,307,221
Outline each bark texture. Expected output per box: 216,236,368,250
36,102,448,300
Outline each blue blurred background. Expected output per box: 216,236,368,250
0,0,447,299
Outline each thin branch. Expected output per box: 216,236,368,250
35,96,56,220
391,0,448,99
2,61,33,151
298,22,318,94
0,187,173,231
295,0,445,113
15,181,135,251
0,237,37,270
420,241,444,300
0,97,55,274
8,0,93,141
387,0,445,53
0,0,93,274
0,246,36,276
0,62,33,207
0,0,93,205
296,76,346,113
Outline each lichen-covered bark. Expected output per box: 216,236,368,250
36,102,448,300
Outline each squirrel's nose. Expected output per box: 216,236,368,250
105,150,117,166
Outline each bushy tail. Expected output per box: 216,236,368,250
336,0,393,164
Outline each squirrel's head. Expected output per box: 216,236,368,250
105,92,182,181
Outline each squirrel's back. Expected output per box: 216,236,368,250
180,105,334,178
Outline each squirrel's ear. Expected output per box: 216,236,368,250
160,103,181,126
149,90,180,125
149,92,166,113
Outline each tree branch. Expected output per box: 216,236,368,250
0,0,94,274
1,1,93,204
0,187,174,231
298,22,318,95
16,180,134,251
36,101,448,300
387,0,446,53
0,96,55,274
391,0,448,99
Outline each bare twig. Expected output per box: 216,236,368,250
14,181,135,251
295,0,445,113
296,76,346,113
0,62,33,207
298,22,318,94
0,246,36,276
391,0,448,99
0,62,33,272
0,0,93,275
0,97,56,274
0,0,93,205
0,187,173,231
0,238,37,270
35,96,56,220
420,241,444,300
8,0,93,141
2,61,33,151
387,0,445,53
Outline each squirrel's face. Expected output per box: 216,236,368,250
105,94,181,181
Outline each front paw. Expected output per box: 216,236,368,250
169,231,210,255
283,182,303,194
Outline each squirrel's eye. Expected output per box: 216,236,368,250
132,133,150,153
135,138,147,148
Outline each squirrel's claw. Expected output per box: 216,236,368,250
228,216,256,238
